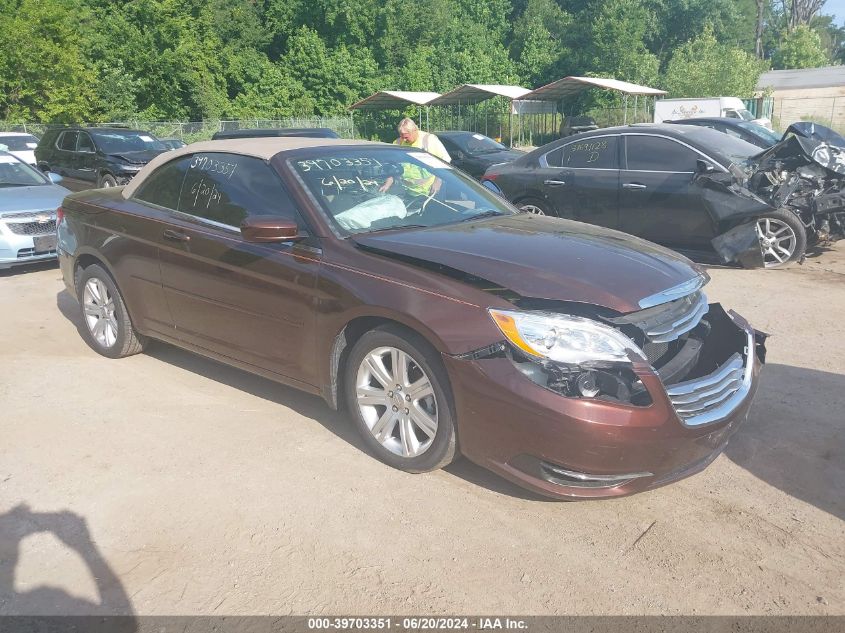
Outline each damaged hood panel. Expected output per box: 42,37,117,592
353,214,704,314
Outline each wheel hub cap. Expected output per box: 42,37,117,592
355,346,438,458
756,217,797,267
82,278,118,348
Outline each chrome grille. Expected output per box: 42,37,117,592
665,333,752,427
612,290,709,344
6,219,56,235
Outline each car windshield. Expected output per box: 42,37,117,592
0,134,39,151
450,133,507,155
735,121,781,145
290,147,515,235
91,131,166,153
0,154,47,187
737,109,755,121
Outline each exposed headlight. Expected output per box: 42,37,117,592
488,308,644,365
120,164,143,172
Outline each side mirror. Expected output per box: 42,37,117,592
696,159,716,174
47,172,63,184
240,216,302,243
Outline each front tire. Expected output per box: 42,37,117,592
98,173,117,188
755,210,806,268
344,325,457,473
77,264,147,358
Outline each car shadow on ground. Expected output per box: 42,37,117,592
0,260,58,278
55,291,844,510
726,363,845,521
0,505,135,624
55,289,544,502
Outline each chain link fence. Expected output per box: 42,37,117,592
0,116,356,141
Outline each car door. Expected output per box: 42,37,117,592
104,157,190,336
158,151,322,386
74,131,99,186
53,131,82,189
619,134,716,249
540,135,620,228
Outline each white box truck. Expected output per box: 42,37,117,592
654,97,772,128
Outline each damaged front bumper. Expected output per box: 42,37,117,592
442,304,766,500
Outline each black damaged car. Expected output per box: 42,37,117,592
482,123,845,268
35,127,168,191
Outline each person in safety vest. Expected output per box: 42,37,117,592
379,118,451,196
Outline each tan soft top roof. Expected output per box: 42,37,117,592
122,137,384,199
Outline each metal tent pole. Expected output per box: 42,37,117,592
623,94,629,125
509,101,513,147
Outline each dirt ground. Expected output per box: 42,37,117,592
0,247,843,617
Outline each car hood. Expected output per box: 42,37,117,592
107,149,166,164
353,214,703,314
0,184,69,214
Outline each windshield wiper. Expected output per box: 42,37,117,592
0,183,30,188
456,210,505,223
362,224,429,234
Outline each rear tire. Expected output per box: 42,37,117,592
77,264,147,358
754,209,806,268
517,198,555,217
343,325,457,473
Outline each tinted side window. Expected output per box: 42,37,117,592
562,136,618,169
543,146,564,167
77,132,95,152
178,153,300,227
58,131,78,151
134,156,192,210
625,135,699,172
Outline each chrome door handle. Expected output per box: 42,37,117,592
543,179,567,186
163,229,190,242
623,183,647,190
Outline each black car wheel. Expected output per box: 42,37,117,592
517,198,554,216
755,210,807,268
344,324,457,473
77,264,147,358
98,173,117,188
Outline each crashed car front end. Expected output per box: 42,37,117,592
707,122,845,266
443,276,767,499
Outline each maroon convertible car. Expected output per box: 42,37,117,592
56,138,766,499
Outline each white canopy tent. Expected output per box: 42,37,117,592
519,76,668,124
427,84,531,106
428,85,531,145
349,91,442,133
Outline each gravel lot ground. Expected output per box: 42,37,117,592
0,247,843,617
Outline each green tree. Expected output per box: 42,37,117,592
0,0,98,121
282,27,380,114
510,0,571,85
576,0,661,87
663,25,767,97
772,24,830,68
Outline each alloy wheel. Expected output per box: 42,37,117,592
82,278,118,348
355,346,438,458
519,203,546,216
756,217,797,267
